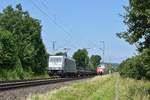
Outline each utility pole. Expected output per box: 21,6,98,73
52,41,56,52
100,41,105,63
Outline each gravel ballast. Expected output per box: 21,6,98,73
0,78,90,100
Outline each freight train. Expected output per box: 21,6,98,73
48,55,96,77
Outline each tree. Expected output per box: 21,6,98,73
117,0,150,52
116,0,150,80
73,49,89,69
55,52,67,56
140,49,150,79
118,48,150,80
0,29,17,69
0,4,48,76
118,56,145,80
90,55,101,68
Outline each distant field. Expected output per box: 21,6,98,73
28,74,150,100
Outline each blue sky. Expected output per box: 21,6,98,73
0,0,136,63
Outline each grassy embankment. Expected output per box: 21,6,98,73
0,69,49,81
28,74,150,100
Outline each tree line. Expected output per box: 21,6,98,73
0,4,48,80
117,0,150,80
73,49,101,70
54,49,102,70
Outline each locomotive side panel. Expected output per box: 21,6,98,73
63,58,77,75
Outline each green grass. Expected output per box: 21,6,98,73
28,75,116,100
28,74,150,100
119,77,150,100
0,68,49,81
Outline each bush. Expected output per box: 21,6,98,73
141,49,150,79
0,67,33,80
118,49,150,80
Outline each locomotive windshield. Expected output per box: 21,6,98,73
48,56,64,68
49,58,62,63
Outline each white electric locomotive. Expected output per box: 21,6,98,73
48,56,77,77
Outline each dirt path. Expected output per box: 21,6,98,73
114,74,119,100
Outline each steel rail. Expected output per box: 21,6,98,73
0,78,51,84
0,76,94,91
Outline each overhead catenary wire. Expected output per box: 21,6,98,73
40,0,73,35
30,0,74,41
30,0,78,51
41,1,49,9
31,0,100,51
30,0,106,57
40,0,79,50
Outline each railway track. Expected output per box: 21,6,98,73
0,76,94,91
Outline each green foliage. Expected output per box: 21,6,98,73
117,0,150,52
119,75,150,100
55,52,67,56
73,49,89,69
119,56,144,80
0,29,17,69
0,4,48,80
106,64,114,73
90,55,101,68
118,49,150,80
0,61,33,80
140,49,150,79
117,0,150,80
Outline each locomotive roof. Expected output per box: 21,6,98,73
49,55,75,61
